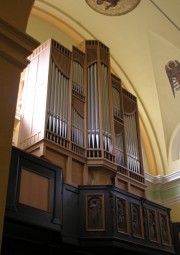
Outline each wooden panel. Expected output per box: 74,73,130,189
62,184,79,244
6,146,63,231
172,222,180,255
19,168,50,212
19,41,51,150
45,147,67,170
86,193,105,231
147,208,159,243
116,197,129,234
159,212,172,246
72,159,84,185
131,203,144,239
130,184,145,197
116,178,128,191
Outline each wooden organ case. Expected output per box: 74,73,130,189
18,38,146,196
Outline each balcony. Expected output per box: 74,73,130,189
2,146,175,255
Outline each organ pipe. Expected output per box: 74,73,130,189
72,60,84,97
124,113,140,173
111,75,125,167
46,57,69,144
100,63,112,153
112,86,121,119
115,134,125,166
47,40,143,174
71,106,84,147
87,63,100,150
71,47,85,153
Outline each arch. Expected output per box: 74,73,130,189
168,123,180,162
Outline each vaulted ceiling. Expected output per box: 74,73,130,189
27,0,180,175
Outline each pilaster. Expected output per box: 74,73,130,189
0,17,39,250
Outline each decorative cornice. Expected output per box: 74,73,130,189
145,171,180,191
145,171,180,207
162,195,180,207
0,17,39,69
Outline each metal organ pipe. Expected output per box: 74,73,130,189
112,86,125,166
56,70,61,143
45,40,142,176
112,87,121,119
94,63,100,149
88,63,100,153
72,61,84,97
53,66,58,138
100,63,112,153
71,107,84,147
124,113,140,174
46,59,55,140
115,134,124,166
46,58,69,145
71,59,84,150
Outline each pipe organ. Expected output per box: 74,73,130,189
112,74,125,167
86,41,114,162
18,38,146,196
71,46,85,155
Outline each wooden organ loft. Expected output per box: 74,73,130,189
2,38,176,255
18,38,145,197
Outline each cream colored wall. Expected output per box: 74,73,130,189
170,203,180,222
149,32,180,175
27,14,77,50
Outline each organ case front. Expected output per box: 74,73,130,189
18,38,146,196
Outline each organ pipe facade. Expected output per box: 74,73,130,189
18,38,146,196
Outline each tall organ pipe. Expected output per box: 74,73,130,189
101,63,111,153
72,61,84,96
71,59,84,148
124,113,140,173
88,63,100,149
46,58,68,141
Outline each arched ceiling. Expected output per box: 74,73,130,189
27,0,180,175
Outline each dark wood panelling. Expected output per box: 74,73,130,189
5,146,63,231
61,183,79,245
79,185,175,255
172,222,180,255
3,147,175,255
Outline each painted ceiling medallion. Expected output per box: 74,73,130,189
85,0,141,16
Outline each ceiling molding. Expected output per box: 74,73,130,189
145,171,180,191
